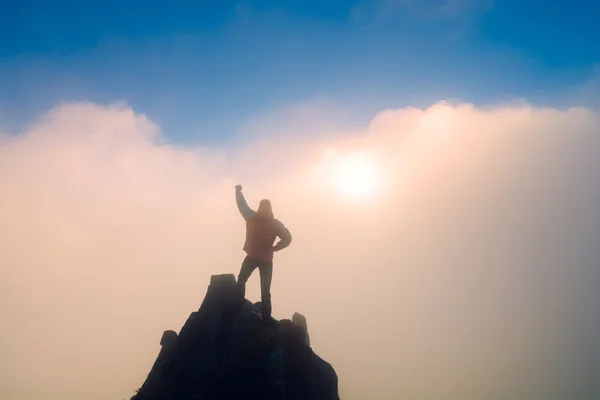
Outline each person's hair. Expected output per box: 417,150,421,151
257,199,274,219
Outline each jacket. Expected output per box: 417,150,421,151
236,191,292,262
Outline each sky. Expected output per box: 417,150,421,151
1,0,600,141
1,1,600,400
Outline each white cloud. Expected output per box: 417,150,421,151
1,100,599,399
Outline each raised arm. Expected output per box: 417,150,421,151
273,219,292,252
235,185,256,220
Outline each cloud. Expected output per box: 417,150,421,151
1,100,599,400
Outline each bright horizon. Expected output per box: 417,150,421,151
1,1,600,399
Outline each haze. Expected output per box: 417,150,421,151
1,101,599,399
3,1,600,399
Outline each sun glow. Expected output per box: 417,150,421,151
331,151,383,199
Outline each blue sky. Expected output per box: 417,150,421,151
1,0,599,143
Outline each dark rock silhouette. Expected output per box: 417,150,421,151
131,274,339,400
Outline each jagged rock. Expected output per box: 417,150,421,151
291,312,310,347
160,330,178,349
132,274,339,400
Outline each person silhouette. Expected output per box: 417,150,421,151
235,185,292,324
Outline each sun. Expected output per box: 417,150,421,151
332,151,382,199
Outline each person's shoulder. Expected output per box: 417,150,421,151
272,218,286,228
272,218,291,234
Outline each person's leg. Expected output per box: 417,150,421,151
237,256,257,302
258,261,274,319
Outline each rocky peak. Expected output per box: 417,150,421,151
131,274,339,400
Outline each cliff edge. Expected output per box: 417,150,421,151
131,274,339,400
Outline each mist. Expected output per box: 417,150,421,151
1,101,599,400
